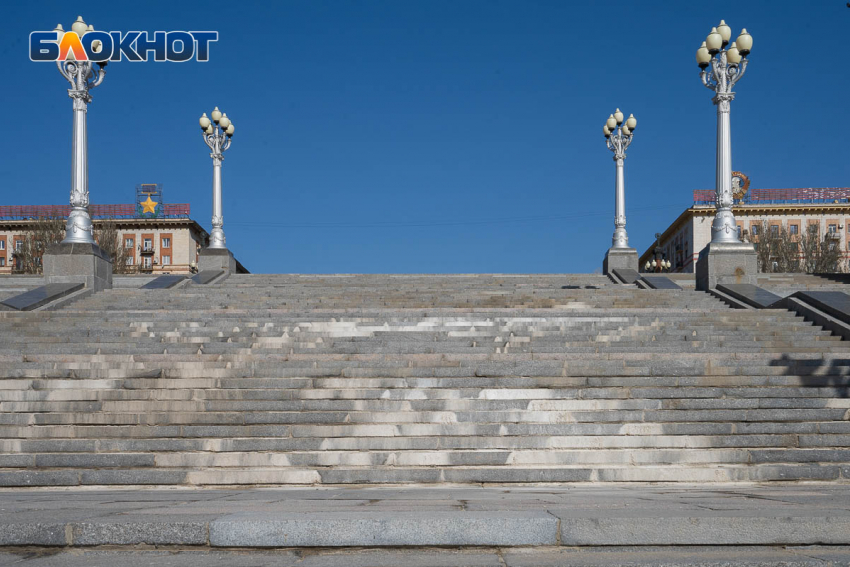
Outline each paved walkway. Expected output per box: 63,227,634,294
2,484,850,550
3,547,850,566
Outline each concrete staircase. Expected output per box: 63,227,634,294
1,274,848,486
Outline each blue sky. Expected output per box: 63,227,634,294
4,0,849,273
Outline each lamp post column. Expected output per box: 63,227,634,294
694,21,757,290
64,82,94,243
42,16,113,292
602,109,639,276
613,155,627,248
198,108,237,272
712,90,737,243
210,153,225,249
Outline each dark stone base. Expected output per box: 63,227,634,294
603,248,638,276
199,248,236,273
42,242,113,292
695,241,757,291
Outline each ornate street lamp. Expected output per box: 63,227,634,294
55,16,107,244
697,20,753,244
645,259,671,273
199,107,235,249
604,108,637,249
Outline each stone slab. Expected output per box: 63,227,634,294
209,511,558,547
611,268,640,284
695,241,758,291
603,248,638,277
783,291,850,321
42,242,113,292
0,283,83,311
716,284,782,308
4,547,850,567
199,248,236,273
192,270,224,285
141,275,186,289
640,276,682,290
554,512,850,546
2,486,850,549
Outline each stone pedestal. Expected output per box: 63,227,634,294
199,248,236,273
602,247,638,276
42,242,113,292
695,241,758,291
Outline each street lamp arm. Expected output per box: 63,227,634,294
57,61,76,87
728,58,748,89
89,66,106,89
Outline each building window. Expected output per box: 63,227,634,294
790,224,799,235
143,238,153,252
829,224,838,234
162,255,171,265
769,225,779,236
14,240,22,252
790,242,799,253
126,256,134,266
161,237,171,249
0,240,4,251
124,238,134,249
0,258,5,267
736,226,742,240
143,257,152,269
751,225,759,236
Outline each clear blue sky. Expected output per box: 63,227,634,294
4,0,849,273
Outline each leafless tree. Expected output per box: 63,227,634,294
94,220,132,274
12,216,65,274
800,224,844,274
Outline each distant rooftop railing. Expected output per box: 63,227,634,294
0,204,191,220
694,188,850,206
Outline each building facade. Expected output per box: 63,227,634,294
0,201,209,276
640,187,850,272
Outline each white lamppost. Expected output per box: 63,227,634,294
199,108,234,249
55,16,107,244
604,109,637,249
697,21,753,244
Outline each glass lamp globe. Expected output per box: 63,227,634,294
71,16,87,35
603,125,611,137
226,124,235,136
218,114,231,129
696,42,711,68
199,113,211,130
606,115,617,130
726,43,742,64
706,27,722,53
614,108,624,125
211,107,222,123
626,114,636,130
717,20,731,44
736,29,752,55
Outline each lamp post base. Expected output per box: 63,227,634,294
199,247,236,273
42,242,113,292
603,247,638,276
695,241,757,291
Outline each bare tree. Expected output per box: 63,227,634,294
94,220,132,274
12,216,65,274
799,224,844,274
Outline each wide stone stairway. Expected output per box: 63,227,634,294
1,274,848,487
